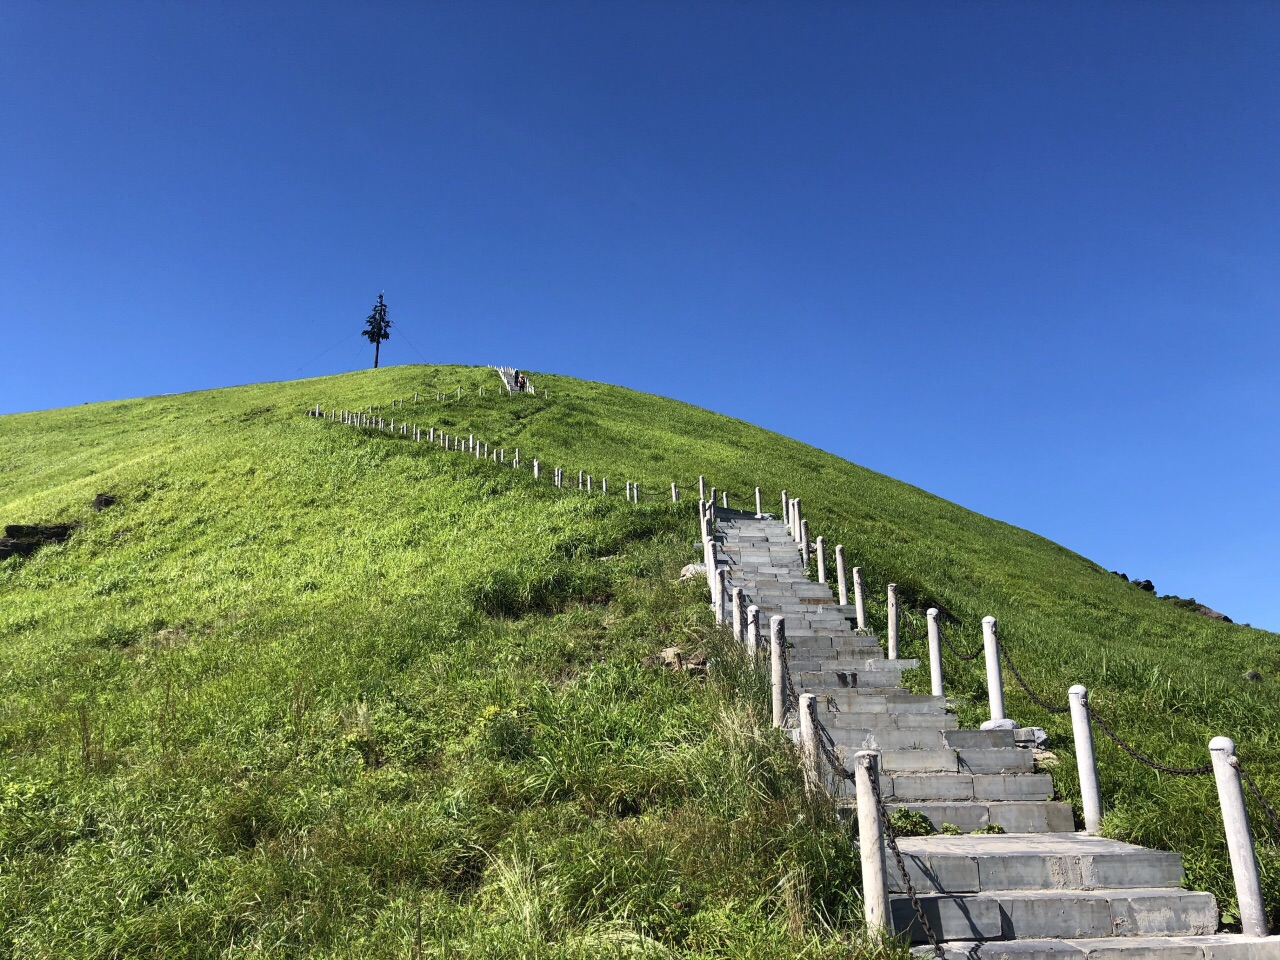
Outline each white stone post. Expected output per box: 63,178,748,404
927,608,944,696
793,499,803,544
731,587,744,643
632,484,639,503
1210,736,1268,938
715,568,727,624
720,491,727,509
699,475,706,500
836,545,848,606
671,482,678,503
625,481,631,500
770,616,786,728
755,487,763,517
853,567,866,630
854,750,890,933
886,583,899,660
1069,685,1102,835
983,616,1005,723
800,520,810,566
703,535,716,597
746,604,760,661
781,490,789,527
798,694,821,794
709,487,716,510
513,448,519,467
578,470,583,489
533,459,540,479
815,536,826,583
586,475,592,493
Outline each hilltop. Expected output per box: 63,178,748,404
1,364,1276,958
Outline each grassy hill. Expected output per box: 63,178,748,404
1,364,1276,957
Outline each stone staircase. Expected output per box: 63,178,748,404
710,506,1279,958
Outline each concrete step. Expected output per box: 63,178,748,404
916,935,1280,960
889,887,1217,944
889,834,1185,894
883,772,1056,803
887,800,1076,834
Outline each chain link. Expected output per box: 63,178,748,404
1087,709,1213,777
999,643,1070,715
939,627,985,662
1238,764,1280,836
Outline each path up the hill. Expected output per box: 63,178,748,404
711,507,1278,959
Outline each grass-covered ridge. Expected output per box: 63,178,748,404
1,363,1277,955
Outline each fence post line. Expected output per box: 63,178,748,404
1209,736,1268,938
926,608,944,696
815,536,826,583
800,520,810,566
983,616,1005,722
854,750,890,933
731,587,744,643
1069,685,1102,835
853,567,867,630
770,616,786,728
746,604,760,661
886,583,899,660
755,487,762,517
671,482,678,503
798,694,821,793
835,546,848,605
699,475,706,500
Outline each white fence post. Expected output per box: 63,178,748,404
781,490,789,529
836,545,848,606
854,750,890,933
815,536,826,583
1210,737,1269,938
886,583,899,660
755,487,762,517
746,604,760,661
792,499,803,544
926,608,944,696
721,491,727,509
731,587,744,643
671,482,678,503
853,566,866,630
798,694,821,793
699,475,706,500
533,459,540,479
715,568,727,624
983,616,1005,723
1069,685,1102,835
770,616,786,728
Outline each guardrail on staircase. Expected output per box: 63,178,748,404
697,490,1279,940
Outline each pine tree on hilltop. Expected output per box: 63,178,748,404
362,293,390,368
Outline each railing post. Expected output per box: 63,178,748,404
792,499,803,544
731,587,744,643
836,545,848,606
746,604,760,661
715,568,728,624
533,459,540,479
815,536,826,583
720,491,727,509
983,616,1005,722
755,486,762,517
781,489,789,529
926,608,944,696
800,520,810,566
671,482,678,503
709,486,717,510
886,583,899,660
854,750,890,933
770,616,786,728
1210,736,1269,938
798,694,821,793
699,475,706,500
853,566,866,630
1069,685,1102,835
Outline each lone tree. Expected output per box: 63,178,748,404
362,293,390,368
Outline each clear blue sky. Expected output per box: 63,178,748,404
3,3,1277,629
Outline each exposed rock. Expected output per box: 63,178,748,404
1244,670,1263,682
980,718,1018,731
678,563,706,581
0,523,77,560
92,493,118,511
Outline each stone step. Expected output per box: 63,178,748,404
818,691,949,713
889,834,1184,895
916,935,1280,960
889,887,1217,944
886,800,1076,834
883,772,1056,803
821,710,959,731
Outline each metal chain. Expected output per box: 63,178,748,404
1087,708,1213,777
999,644,1070,715
939,627,985,662
1238,763,1280,836
867,750,944,958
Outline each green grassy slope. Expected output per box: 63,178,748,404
1,364,1276,956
